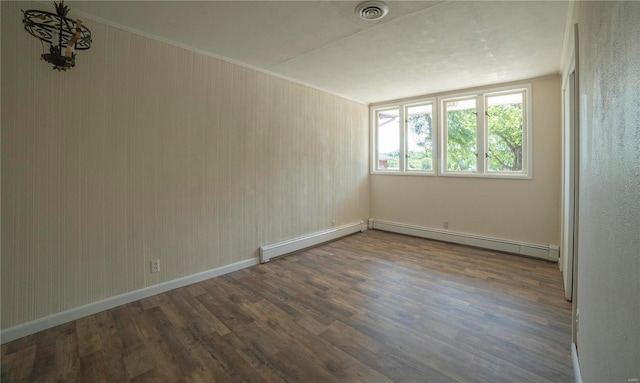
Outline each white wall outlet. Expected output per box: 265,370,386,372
331,219,336,227
443,221,449,229
150,259,160,273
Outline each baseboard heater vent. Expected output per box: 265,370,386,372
259,221,365,263
369,219,558,262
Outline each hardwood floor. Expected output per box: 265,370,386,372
1,230,574,382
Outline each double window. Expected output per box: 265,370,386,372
374,102,435,173
372,84,531,178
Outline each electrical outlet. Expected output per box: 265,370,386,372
331,219,336,228
151,259,160,273
443,221,449,229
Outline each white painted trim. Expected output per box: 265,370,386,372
571,343,583,383
260,221,365,263
0,257,259,344
370,219,558,261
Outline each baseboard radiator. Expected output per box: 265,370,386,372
259,221,366,263
369,219,559,262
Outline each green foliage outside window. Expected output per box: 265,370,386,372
407,113,433,171
443,103,523,172
487,103,523,172
376,95,524,173
446,107,478,171
384,150,400,169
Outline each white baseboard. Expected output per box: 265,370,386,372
0,257,259,344
572,343,583,383
260,221,366,263
370,219,558,262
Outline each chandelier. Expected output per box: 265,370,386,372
22,1,92,71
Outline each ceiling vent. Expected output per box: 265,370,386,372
355,1,389,21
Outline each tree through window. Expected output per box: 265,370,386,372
371,84,531,178
406,104,433,171
444,98,477,172
486,92,524,172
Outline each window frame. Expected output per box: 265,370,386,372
483,88,529,176
440,94,481,175
438,85,532,179
372,105,402,173
403,100,437,174
371,98,437,176
370,83,532,179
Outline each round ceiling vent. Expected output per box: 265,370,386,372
355,1,389,21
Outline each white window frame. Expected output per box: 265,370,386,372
438,84,532,179
371,98,437,175
370,83,532,179
404,100,438,174
372,105,402,173
440,94,481,175
484,88,530,176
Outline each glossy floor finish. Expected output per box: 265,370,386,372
1,231,574,382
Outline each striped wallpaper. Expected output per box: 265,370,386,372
1,1,370,329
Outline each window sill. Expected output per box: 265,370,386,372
370,171,531,179
371,171,436,177
438,172,532,180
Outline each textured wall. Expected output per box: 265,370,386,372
576,2,640,381
371,76,562,247
1,1,369,329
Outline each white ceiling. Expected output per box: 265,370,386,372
67,1,570,104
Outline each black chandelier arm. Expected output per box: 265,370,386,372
22,9,92,50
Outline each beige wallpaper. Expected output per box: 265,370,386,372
1,1,369,329
371,76,562,246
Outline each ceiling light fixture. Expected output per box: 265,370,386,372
22,1,92,71
355,1,389,21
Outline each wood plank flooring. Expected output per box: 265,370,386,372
1,230,574,382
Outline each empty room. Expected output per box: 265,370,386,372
1,1,638,382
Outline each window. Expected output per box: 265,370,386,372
485,92,525,173
371,84,531,178
373,100,436,173
443,98,478,172
375,108,400,171
440,87,529,177
406,104,434,172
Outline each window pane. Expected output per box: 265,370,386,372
377,109,400,170
406,104,433,171
486,93,524,172
446,99,477,171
